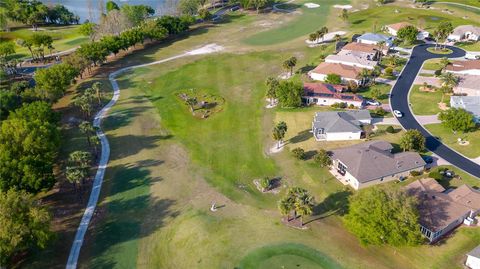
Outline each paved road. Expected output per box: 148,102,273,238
390,43,480,178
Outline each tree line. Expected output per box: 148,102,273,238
3,0,79,30
0,11,194,267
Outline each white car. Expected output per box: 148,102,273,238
393,110,403,118
366,100,380,106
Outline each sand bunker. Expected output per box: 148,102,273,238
333,4,352,9
304,3,320,8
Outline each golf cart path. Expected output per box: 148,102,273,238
65,43,224,269
390,44,480,178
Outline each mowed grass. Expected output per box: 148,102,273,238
243,0,349,45
0,25,88,59
346,5,479,34
422,58,443,71
358,83,392,104
410,85,445,115
238,243,345,269
425,123,480,158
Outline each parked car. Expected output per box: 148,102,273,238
230,5,240,11
366,100,380,106
393,110,403,118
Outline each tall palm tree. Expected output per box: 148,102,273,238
377,41,386,61
357,69,371,86
79,121,94,146
278,196,294,221
334,34,342,51
92,82,102,105
440,57,450,71
295,193,315,226
340,9,348,21
439,73,459,102
273,121,288,149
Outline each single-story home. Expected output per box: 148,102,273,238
356,33,395,47
448,25,480,42
309,62,368,86
450,96,480,122
325,50,378,70
452,74,480,96
405,178,480,243
466,245,480,269
330,141,425,190
303,82,364,107
384,22,430,40
341,42,383,57
311,110,371,141
446,60,480,76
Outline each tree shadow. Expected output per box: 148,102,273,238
289,129,312,144
304,190,352,225
304,150,318,160
107,134,172,161
298,64,316,74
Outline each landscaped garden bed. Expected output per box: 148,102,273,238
176,88,225,119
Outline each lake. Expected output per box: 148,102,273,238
40,0,174,23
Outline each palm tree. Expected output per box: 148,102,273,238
92,82,102,105
282,57,297,76
440,57,450,71
388,55,400,68
308,32,319,43
79,121,94,146
272,121,288,149
266,77,279,105
377,41,386,61
334,34,341,51
357,69,371,86
317,27,328,42
295,193,315,226
278,196,294,221
66,166,87,193
340,9,348,21
439,73,458,102
185,97,197,114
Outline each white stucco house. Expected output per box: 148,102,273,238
467,245,480,269
446,60,480,76
311,110,371,141
385,22,430,40
309,62,368,86
325,50,378,70
331,141,426,190
450,96,480,122
448,25,480,42
303,82,364,107
356,33,395,47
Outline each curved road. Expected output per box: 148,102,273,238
390,43,480,178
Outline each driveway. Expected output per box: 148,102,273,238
390,44,480,178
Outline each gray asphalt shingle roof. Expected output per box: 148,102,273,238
331,141,426,183
313,110,371,133
450,96,480,119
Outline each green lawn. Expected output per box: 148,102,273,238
410,85,445,115
424,123,480,158
422,58,443,71
243,0,349,45
358,83,392,104
346,5,479,34
238,243,345,269
0,25,88,60
456,41,480,51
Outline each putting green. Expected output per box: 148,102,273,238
238,243,344,269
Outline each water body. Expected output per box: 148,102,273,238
40,0,173,23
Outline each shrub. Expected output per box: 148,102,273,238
374,107,386,116
291,147,306,160
384,67,394,77
332,102,347,109
348,104,355,109
434,69,442,76
410,170,422,177
386,126,395,133
259,177,271,192
325,73,342,85
314,149,332,167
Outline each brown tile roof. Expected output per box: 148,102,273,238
311,62,364,80
341,42,379,54
331,141,425,183
303,82,363,102
405,178,480,232
446,60,480,72
386,22,415,32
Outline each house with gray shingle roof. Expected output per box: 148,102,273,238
450,96,480,122
356,33,395,47
330,141,425,189
467,245,480,269
311,110,371,141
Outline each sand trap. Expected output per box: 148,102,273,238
187,44,224,55
333,4,352,9
304,3,320,8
